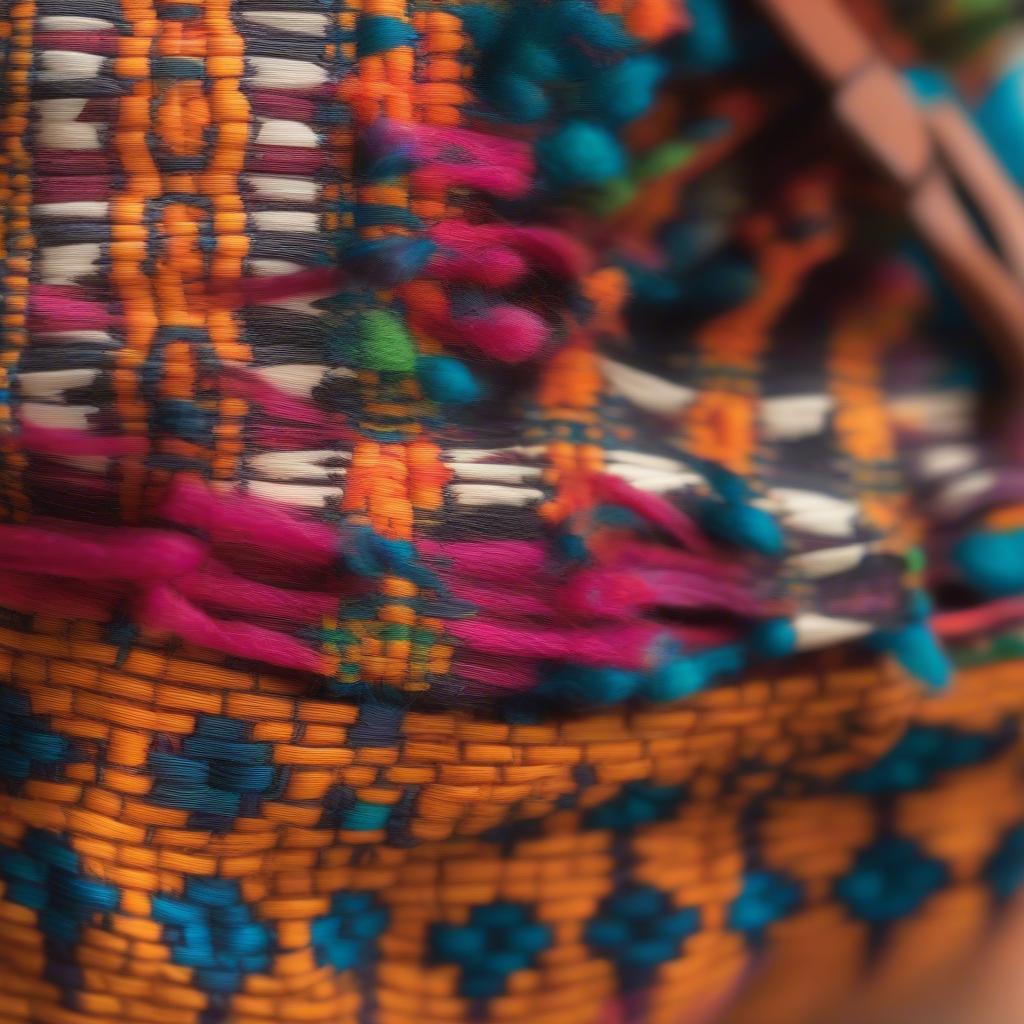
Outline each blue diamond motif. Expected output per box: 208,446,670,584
587,883,700,989
985,824,1024,900
430,901,552,999
844,725,1005,794
728,869,802,938
152,875,274,1019
836,837,947,924
312,890,389,971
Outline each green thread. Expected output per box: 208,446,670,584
358,311,417,374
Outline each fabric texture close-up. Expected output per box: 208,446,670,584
7,0,1024,1021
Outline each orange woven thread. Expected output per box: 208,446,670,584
0,0,34,522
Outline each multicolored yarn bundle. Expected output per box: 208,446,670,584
7,0,1024,1021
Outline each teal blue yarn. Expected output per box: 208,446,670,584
845,725,1003,794
537,643,754,709
487,73,551,121
341,800,392,830
625,262,685,305
339,237,434,285
954,528,1024,596
453,3,503,49
493,37,562,121
538,665,643,706
748,618,796,659
153,56,204,79
645,644,745,703
154,877,274,993
702,461,751,504
594,504,642,528
313,892,389,971
0,829,119,946
344,527,443,590
355,14,417,55
587,883,700,987
836,837,947,924
985,824,1024,900
661,217,721,270
905,587,933,621
872,620,952,690
537,121,627,188
977,61,1024,184
458,0,641,128
556,531,590,562
645,657,708,703
416,355,482,404
155,399,215,444
505,38,562,81
549,0,634,50
685,258,760,313
23,828,82,874
431,923,481,961
619,247,759,311
454,0,666,209
904,66,955,105
148,714,281,830
584,781,687,830
700,500,785,557
0,684,69,785
589,55,665,126
675,0,738,72
430,901,553,999
728,870,802,937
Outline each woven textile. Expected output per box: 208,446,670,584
6,0,1024,1022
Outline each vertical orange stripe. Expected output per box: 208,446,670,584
204,0,251,481
0,0,35,521
828,286,913,538
686,219,840,476
113,0,159,523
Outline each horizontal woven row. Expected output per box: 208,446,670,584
0,612,933,850
1,714,1022,1024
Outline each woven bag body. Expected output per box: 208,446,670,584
5,1,1024,1023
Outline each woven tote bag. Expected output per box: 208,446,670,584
6,1,1024,1022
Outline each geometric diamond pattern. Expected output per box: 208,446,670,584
587,883,701,989
836,837,947,925
430,902,553,999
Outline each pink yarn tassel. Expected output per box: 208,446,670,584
448,619,661,669
428,243,529,288
495,225,589,277
411,294,549,363
412,163,531,199
0,524,204,581
207,267,343,310
0,571,119,621
160,477,337,568
447,579,559,619
450,653,539,692
139,585,323,672
19,424,149,457
590,473,716,555
29,286,118,333
431,222,588,279
178,558,340,623
221,366,342,430
419,540,548,579
451,305,549,362
599,539,748,579
934,596,1024,638
558,566,761,620
408,123,532,167
381,121,534,198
